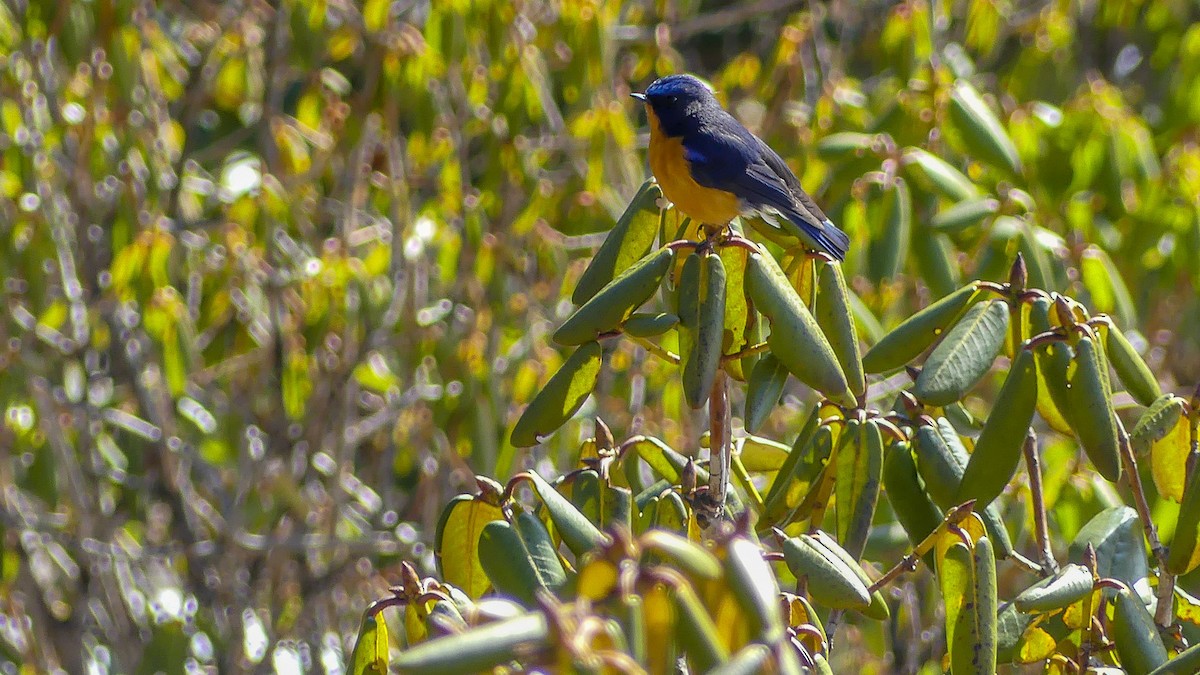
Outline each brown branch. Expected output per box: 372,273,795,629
708,370,732,513
1023,429,1058,576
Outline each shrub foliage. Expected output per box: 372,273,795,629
1,0,1199,673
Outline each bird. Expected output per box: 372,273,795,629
631,74,850,260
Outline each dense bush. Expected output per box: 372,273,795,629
1,0,1199,672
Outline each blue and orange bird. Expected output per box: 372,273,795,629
631,74,850,260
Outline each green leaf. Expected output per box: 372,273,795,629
957,348,1038,508
671,575,730,671
392,613,548,675
901,147,980,201
863,282,982,374
930,196,1000,232
940,541,978,675
867,178,913,283
835,419,883,560
1112,586,1169,675
782,534,872,611
913,299,1009,406
1132,395,1187,455
744,354,788,434
1013,564,1093,613
1068,507,1148,589
1105,324,1163,407
1149,406,1191,503
524,470,608,556
737,435,790,472
555,247,675,345
1080,246,1136,329
571,469,632,531
723,536,785,641
510,341,603,447
745,248,853,404
882,440,943,565
815,261,866,397
478,520,547,605
948,79,1022,175
573,180,662,304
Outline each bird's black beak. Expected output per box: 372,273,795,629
630,92,647,102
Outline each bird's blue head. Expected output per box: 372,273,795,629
631,74,718,136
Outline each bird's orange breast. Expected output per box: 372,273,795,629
645,106,740,225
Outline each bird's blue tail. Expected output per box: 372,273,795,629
788,214,850,261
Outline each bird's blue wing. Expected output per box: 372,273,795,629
683,129,850,259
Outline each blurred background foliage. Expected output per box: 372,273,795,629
1,0,1198,671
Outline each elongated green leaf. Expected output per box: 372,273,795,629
737,435,790,472
640,530,722,580
1013,564,1093,613
512,511,567,592
392,613,548,675
672,576,730,671
745,248,853,404
1168,464,1200,575
724,536,784,641
901,147,980,201
525,471,608,556
816,131,878,159
1148,641,1200,675
1112,586,1169,675
913,299,1009,406
1068,507,1148,589
681,250,726,408
883,440,943,564
572,469,632,531
867,178,912,283
511,341,603,447
782,534,871,611
948,79,1021,175
940,541,978,675
744,354,788,433
478,520,547,605
761,408,825,522
972,536,999,675
708,643,771,675
555,247,675,345
815,261,866,398
1104,324,1162,407
1067,336,1122,482
930,197,1000,232
720,245,751,381
957,348,1037,508
1080,246,1136,329
863,282,982,374
1132,394,1187,452
573,180,663,304
835,419,883,560
623,311,678,337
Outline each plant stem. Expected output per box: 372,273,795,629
1023,429,1058,576
709,370,732,511
1117,423,1174,627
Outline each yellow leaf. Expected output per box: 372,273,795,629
1152,418,1191,502
1016,624,1057,663
435,497,504,599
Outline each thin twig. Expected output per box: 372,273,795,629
1023,429,1058,576
1117,423,1173,627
